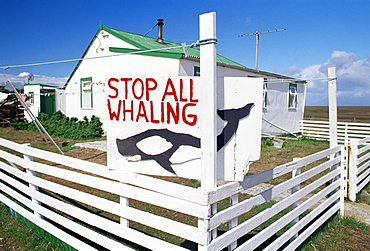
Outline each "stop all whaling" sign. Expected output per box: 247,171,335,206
106,76,262,181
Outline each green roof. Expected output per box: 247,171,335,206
65,24,245,87
101,25,245,67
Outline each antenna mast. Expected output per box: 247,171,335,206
239,28,286,70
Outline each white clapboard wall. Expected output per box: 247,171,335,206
0,138,346,250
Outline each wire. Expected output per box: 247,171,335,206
0,40,211,71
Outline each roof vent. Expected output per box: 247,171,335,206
156,19,164,44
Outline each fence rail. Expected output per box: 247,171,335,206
300,120,370,143
348,136,370,201
0,138,346,250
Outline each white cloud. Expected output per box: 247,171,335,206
285,51,370,106
0,73,67,90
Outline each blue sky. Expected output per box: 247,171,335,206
1,0,369,106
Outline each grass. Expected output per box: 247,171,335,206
1,127,370,250
0,202,76,251
356,183,370,205
299,215,370,251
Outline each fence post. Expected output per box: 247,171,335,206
328,67,338,149
340,145,347,216
198,11,218,251
23,143,42,219
290,158,301,242
120,182,129,227
228,194,238,250
348,139,359,201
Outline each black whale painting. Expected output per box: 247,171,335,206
116,103,254,174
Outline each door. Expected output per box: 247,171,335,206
40,89,56,118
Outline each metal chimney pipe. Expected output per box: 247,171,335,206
156,19,164,44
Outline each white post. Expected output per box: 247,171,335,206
328,67,338,149
290,158,301,242
120,182,129,227
198,12,217,250
200,12,217,189
228,194,238,250
340,145,347,216
348,139,359,201
23,143,42,219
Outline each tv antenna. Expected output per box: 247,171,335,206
28,73,34,84
238,28,286,70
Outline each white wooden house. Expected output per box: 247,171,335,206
24,21,306,136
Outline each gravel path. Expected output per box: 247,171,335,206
73,140,107,151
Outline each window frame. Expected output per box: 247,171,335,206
28,92,34,105
288,83,298,109
80,77,93,109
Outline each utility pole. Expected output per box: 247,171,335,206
239,28,286,70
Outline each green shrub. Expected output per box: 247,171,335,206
11,120,29,130
12,111,104,140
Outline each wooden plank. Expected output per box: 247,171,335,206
239,149,340,190
357,168,370,186
0,150,208,218
210,157,340,229
301,124,330,129
358,151,370,165
358,136,370,144
301,120,330,125
358,160,370,174
337,125,370,130
207,170,340,251
112,171,205,205
0,194,100,251
264,192,340,250
234,182,340,250
0,166,205,244
0,138,110,175
283,205,339,251
208,147,341,204
0,185,129,250
302,120,370,128
343,133,370,139
0,176,188,251
0,138,205,205
358,144,370,155
340,122,370,127
358,173,370,192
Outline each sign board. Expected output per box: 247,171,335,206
106,76,262,181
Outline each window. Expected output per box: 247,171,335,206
263,82,268,108
288,83,297,109
194,66,200,76
28,92,34,105
81,78,93,108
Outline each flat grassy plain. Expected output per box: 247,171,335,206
1,127,370,250
304,106,370,123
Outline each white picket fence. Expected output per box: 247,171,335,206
300,120,370,143
348,136,370,201
0,138,346,250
